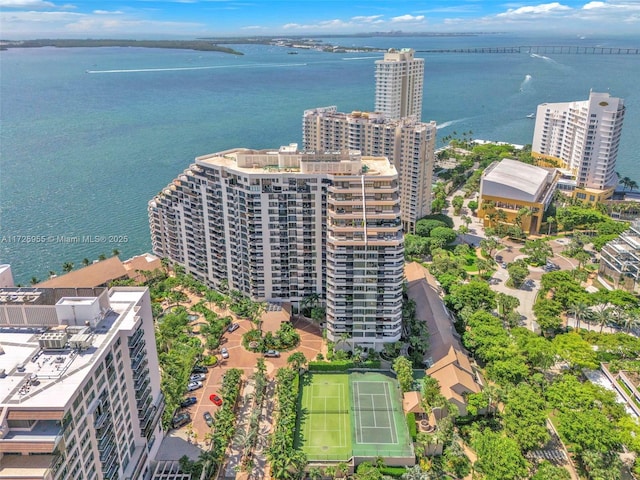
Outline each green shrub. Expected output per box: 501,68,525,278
406,412,417,441
308,360,353,371
307,359,382,371
202,355,218,366
379,466,407,477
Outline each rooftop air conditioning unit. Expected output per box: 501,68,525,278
38,331,68,350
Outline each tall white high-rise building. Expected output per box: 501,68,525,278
532,91,625,202
149,145,404,349
375,48,424,121
0,285,164,480
302,107,436,233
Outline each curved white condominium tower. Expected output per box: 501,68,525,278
532,91,625,202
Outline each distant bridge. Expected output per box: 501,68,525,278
416,45,640,55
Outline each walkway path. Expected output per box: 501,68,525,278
224,380,255,478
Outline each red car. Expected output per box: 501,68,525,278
210,394,223,406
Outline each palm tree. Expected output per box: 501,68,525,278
592,304,612,333
568,301,591,331
484,383,502,417
336,332,352,352
112,248,120,257
630,180,639,192
621,312,640,334
287,352,307,371
250,301,267,332
301,293,319,316
48,270,56,278
323,465,337,479
496,209,508,225
574,251,591,269
98,253,107,261
62,262,74,273
621,176,633,191
546,216,555,235
336,462,349,478
308,466,323,480
205,289,218,312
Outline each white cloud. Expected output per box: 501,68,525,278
64,17,202,33
0,0,55,8
241,25,266,30
497,2,571,18
582,1,608,9
350,15,383,23
282,15,384,31
390,14,426,23
93,10,123,15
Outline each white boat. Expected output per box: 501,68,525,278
526,113,535,119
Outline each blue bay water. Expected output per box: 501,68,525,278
1,34,640,284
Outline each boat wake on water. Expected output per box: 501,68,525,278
436,118,468,130
86,63,308,74
519,74,532,92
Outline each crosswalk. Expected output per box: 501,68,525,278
528,449,567,463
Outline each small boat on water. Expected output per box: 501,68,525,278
287,51,298,55
526,113,535,119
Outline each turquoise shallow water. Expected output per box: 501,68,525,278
1,34,640,284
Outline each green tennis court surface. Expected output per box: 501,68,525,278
350,371,413,459
296,371,413,462
297,373,352,460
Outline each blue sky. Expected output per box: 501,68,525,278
1,0,639,39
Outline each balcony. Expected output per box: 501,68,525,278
94,411,110,430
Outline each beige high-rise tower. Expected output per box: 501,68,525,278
375,48,424,121
303,107,436,233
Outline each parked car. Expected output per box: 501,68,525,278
180,396,197,408
264,350,280,358
192,365,208,374
189,373,206,382
172,412,191,429
210,394,223,406
203,411,214,428
187,381,203,391
227,323,240,333
220,347,229,359
500,262,508,269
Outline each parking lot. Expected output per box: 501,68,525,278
174,315,324,442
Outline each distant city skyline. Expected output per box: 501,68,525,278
1,0,640,39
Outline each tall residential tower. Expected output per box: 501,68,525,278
149,146,404,350
375,48,424,121
302,107,436,232
532,91,625,202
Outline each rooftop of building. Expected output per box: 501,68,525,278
481,158,555,203
0,287,147,409
122,253,162,281
190,145,397,177
36,256,128,288
34,254,161,289
405,262,482,409
303,106,436,128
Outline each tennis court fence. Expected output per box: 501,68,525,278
306,407,401,414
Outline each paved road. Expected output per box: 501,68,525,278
488,238,580,332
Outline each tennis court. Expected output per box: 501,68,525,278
296,371,413,462
350,371,414,459
296,373,352,461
